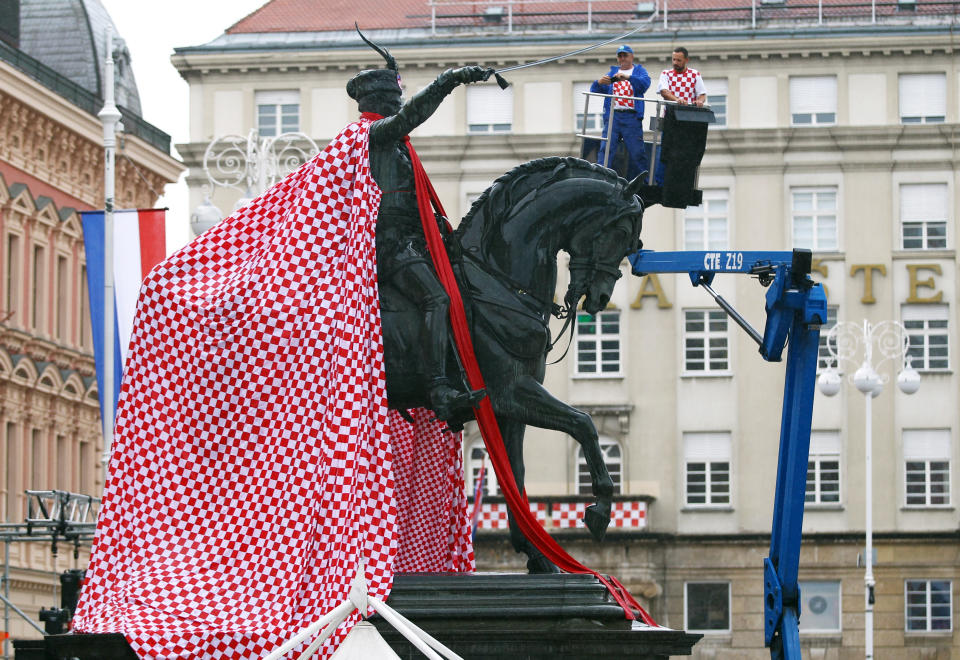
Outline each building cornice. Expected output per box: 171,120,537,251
171,28,959,79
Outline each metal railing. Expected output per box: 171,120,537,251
424,0,958,34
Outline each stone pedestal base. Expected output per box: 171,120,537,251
23,573,700,659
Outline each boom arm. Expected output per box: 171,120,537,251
627,248,828,660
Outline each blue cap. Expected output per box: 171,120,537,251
617,44,633,54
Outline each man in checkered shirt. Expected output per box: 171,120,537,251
589,44,651,179
657,46,707,107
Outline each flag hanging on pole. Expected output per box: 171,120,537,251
80,208,166,420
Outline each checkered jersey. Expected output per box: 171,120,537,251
659,67,702,104
73,120,399,659
390,408,474,573
612,79,635,109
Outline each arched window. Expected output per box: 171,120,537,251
467,441,500,497
577,437,622,495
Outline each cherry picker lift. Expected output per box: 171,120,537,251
628,248,827,660
581,90,829,659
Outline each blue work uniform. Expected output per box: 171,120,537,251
590,64,651,179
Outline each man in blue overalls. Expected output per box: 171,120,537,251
590,44,651,179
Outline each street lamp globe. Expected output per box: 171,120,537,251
853,363,880,395
897,364,921,395
190,194,223,237
817,367,842,397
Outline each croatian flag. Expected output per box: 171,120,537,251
80,209,166,420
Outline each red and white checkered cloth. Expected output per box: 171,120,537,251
612,79,635,109
390,408,474,573
73,119,469,659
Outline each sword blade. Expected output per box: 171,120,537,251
494,25,645,75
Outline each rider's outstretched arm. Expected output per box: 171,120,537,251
371,66,493,143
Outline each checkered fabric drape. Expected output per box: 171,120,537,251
72,120,467,659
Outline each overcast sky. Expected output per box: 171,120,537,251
99,0,268,252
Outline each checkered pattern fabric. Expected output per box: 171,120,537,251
612,79,635,109
611,501,647,528
390,408,474,573
73,120,403,659
659,68,702,104
552,502,588,529
475,502,510,530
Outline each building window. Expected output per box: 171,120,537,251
905,580,952,632
901,183,948,250
792,187,838,251
467,84,513,134
5,234,19,321
899,74,946,124
806,431,841,505
577,437,623,495
799,581,842,633
903,304,949,371
30,428,42,489
55,255,68,341
685,582,730,632
789,76,837,125
467,441,500,497
575,310,621,376
683,309,729,374
684,189,729,250
817,305,838,371
80,264,90,348
255,90,300,137
31,245,44,331
5,422,16,520
79,440,92,495
704,78,727,127
573,82,603,132
903,429,950,507
684,432,731,507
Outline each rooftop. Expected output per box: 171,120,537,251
224,0,958,36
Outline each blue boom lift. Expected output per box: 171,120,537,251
627,248,827,660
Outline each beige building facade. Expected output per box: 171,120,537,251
175,2,959,657
0,0,182,644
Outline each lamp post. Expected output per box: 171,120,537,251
817,320,920,660
191,128,320,236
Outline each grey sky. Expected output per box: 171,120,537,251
99,0,268,250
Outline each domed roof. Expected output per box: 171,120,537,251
17,0,141,115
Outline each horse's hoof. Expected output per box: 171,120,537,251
584,504,611,542
527,555,561,574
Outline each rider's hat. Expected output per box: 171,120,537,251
347,26,401,101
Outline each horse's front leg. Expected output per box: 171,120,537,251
499,375,613,542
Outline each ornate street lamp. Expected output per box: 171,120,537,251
191,128,320,236
817,320,920,660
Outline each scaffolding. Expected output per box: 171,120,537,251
0,490,98,659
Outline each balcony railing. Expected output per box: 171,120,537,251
425,0,958,33
0,38,172,154
470,494,652,531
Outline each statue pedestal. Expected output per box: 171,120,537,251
374,573,701,659
26,574,700,659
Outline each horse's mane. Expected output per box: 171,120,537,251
455,157,632,236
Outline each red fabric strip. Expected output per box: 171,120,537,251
389,126,657,625
135,209,167,280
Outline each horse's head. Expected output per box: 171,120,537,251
566,176,645,315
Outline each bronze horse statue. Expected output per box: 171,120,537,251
380,157,645,572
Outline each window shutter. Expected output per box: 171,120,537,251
901,183,947,222
810,430,840,455
790,76,837,115
572,82,602,118
899,73,946,118
255,90,299,106
903,429,950,460
684,432,731,460
902,303,948,322
467,84,514,125
704,78,728,96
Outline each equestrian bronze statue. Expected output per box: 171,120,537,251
352,31,646,573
